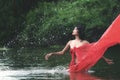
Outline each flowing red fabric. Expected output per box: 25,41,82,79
69,14,120,72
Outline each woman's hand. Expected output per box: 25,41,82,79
45,53,53,60
104,58,114,65
44,41,70,60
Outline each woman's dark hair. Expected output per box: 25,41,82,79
76,25,85,39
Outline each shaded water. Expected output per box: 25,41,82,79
0,45,120,80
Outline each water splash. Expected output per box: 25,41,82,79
0,66,69,80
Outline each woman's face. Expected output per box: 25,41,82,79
72,27,79,36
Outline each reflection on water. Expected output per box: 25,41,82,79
0,45,120,80
0,68,103,80
69,72,103,80
0,65,101,80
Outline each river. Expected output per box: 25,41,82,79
0,45,120,80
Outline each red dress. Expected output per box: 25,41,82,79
69,14,120,72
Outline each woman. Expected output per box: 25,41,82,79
45,14,120,72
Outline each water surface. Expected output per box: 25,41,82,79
0,45,120,80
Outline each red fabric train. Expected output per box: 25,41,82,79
69,14,120,72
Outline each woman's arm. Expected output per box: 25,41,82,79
45,40,71,60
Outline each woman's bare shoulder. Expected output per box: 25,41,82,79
66,40,72,44
69,40,75,42
82,40,89,44
67,40,75,44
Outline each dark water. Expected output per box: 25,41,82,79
0,45,120,80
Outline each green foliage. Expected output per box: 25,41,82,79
0,0,39,46
0,0,120,47
18,0,120,47
0,0,14,45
